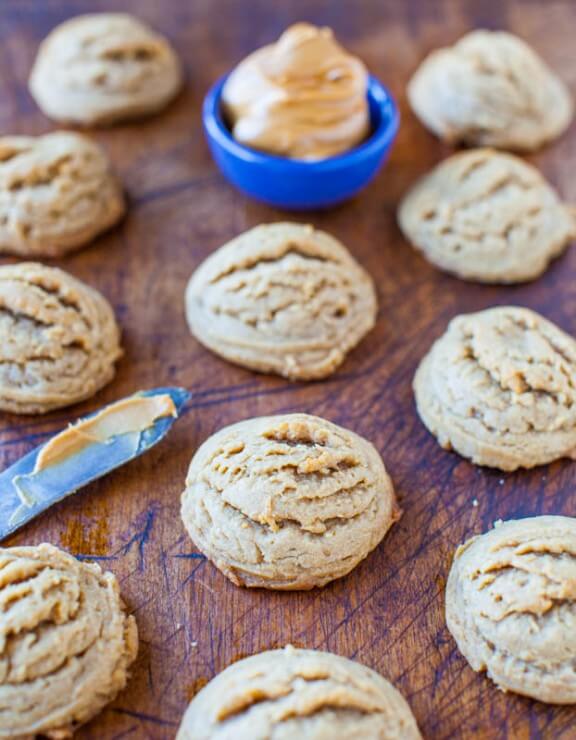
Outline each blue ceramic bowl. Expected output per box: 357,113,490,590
202,74,399,210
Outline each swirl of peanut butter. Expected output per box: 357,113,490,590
222,23,370,160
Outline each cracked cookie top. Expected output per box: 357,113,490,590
446,516,576,704
181,413,399,590
29,13,182,125
0,262,122,414
408,30,573,151
399,149,575,283
0,543,138,738
185,222,377,380
0,132,125,257
176,646,422,740
413,306,576,470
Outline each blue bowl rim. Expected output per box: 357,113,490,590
203,73,400,172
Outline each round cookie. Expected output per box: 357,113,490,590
446,516,576,704
185,222,377,380
177,646,422,739
0,262,122,414
181,413,399,590
0,543,138,737
29,13,182,125
408,30,573,151
413,306,576,471
398,149,575,283
0,132,125,257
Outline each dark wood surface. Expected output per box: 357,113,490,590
1,1,575,737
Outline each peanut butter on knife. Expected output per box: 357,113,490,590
34,394,177,472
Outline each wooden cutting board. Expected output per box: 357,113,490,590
1,1,575,737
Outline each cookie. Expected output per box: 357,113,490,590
29,13,182,125
0,132,125,257
0,543,138,737
398,149,575,283
181,413,399,590
446,516,576,704
177,646,422,739
413,306,576,471
0,262,122,414
185,223,377,380
408,30,573,151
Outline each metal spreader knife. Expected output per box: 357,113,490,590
0,386,190,541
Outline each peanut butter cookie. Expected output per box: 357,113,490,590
408,31,573,151
0,132,125,257
414,306,576,470
0,262,122,414
399,149,575,283
0,543,138,738
177,646,422,739
29,14,182,125
447,516,576,704
181,414,399,590
185,222,377,380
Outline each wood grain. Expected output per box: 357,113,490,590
1,0,575,737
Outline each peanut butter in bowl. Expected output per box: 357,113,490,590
221,23,370,160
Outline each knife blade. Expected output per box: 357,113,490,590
0,386,190,541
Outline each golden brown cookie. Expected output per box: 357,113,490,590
408,31,573,151
181,413,399,590
176,646,422,739
0,132,125,257
414,306,576,470
29,13,182,125
446,516,576,704
398,149,575,283
0,543,138,737
185,222,377,380
0,262,122,414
